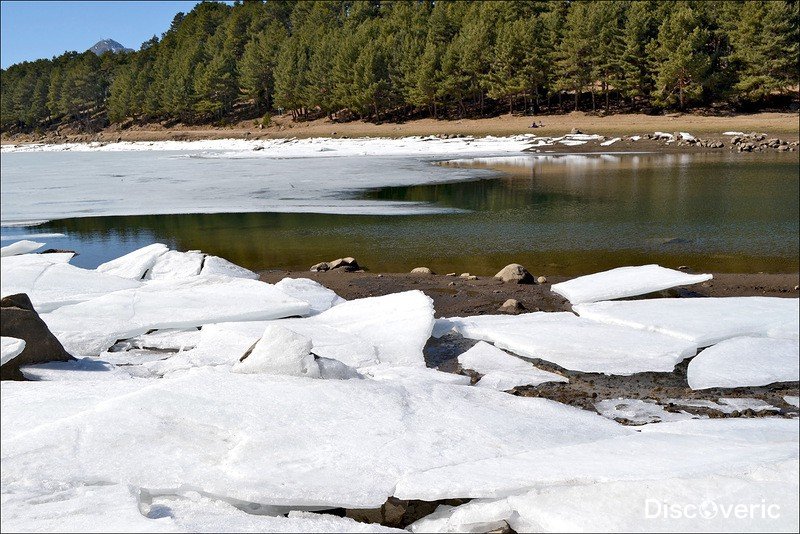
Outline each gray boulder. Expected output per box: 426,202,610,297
494,263,535,284
1,293,73,380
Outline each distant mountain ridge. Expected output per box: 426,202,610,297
89,39,133,55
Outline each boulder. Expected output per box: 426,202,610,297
498,299,525,314
494,263,535,284
570,128,583,134
310,262,330,272
328,257,360,271
410,267,434,275
0,293,73,380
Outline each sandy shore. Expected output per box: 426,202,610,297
3,111,798,145
261,268,800,423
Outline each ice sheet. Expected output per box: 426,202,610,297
457,341,567,390
687,337,800,390
40,276,310,356
666,398,779,414
1,337,26,366
574,297,799,347
439,312,697,375
1,137,536,221
550,264,712,304
1,370,628,509
274,278,345,315
96,243,169,280
0,239,45,256
1,254,141,313
394,418,798,501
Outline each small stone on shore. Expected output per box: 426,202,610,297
411,267,434,275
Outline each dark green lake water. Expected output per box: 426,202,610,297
5,152,798,276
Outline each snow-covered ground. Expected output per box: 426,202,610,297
1,242,798,532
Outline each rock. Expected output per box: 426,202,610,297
570,128,583,134
445,273,456,277
459,273,471,278
252,145,264,151
310,262,329,272
498,299,525,314
464,275,478,281
410,267,434,275
537,276,548,284
328,257,360,271
494,263,535,284
0,293,73,380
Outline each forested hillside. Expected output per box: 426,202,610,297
1,0,798,133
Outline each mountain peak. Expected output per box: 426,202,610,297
89,39,133,55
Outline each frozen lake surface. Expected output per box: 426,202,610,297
2,139,797,274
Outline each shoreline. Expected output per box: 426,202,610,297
2,111,798,146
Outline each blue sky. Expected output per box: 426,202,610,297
1,1,230,68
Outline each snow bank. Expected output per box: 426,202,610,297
550,264,712,304
438,312,697,375
574,297,799,347
687,337,800,389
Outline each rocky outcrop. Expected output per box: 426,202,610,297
0,293,73,380
311,257,361,272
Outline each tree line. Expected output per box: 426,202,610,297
1,0,798,133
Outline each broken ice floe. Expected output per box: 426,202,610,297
687,336,799,390
145,250,204,280
600,137,621,146
574,296,799,347
96,243,169,279
436,313,697,375
274,277,346,315
1,337,26,366
0,484,405,533
550,264,712,304
199,255,258,279
784,396,800,408
0,239,45,257
41,276,310,356
231,324,319,378
0,370,628,509
594,398,695,425
457,341,567,390
1,252,140,313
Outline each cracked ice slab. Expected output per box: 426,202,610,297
0,484,406,534
140,290,434,377
573,296,800,347
0,239,45,257
199,255,258,279
40,276,310,357
96,243,169,280
145,250,204,280
1,253,141,313
550,264,712,305
0,370,628,509
438,312,697,375
274,278,346,315
687,336,800,390
394,418,798,502
457,341,567,390
1,337,26,366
